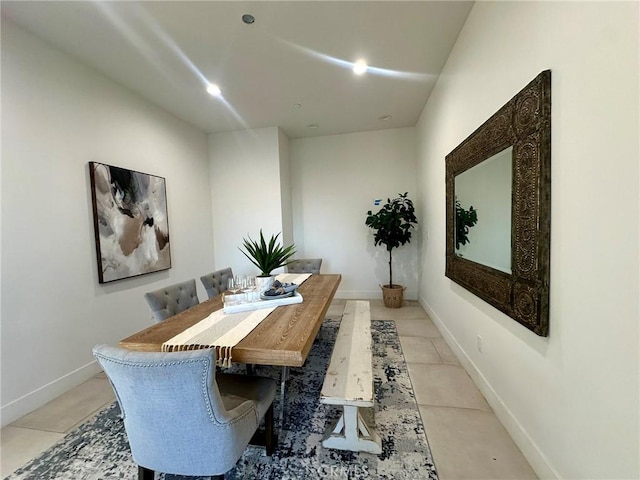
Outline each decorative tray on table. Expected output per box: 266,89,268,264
260,281,298,300
223,281,302,314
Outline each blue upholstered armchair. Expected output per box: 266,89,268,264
93,345,276,480
144,279,199,322
201,267,234,299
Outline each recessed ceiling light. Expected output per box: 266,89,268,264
378,115,392,121
353,60,368,75
242,14,255,24
307,124,319,129
294,103,302,109
206,84,222,97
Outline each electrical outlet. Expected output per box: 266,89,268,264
476,335,483,353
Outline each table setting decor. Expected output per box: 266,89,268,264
223,274,311,313
260,280,299,300
223,291,303,314
161,273,314,366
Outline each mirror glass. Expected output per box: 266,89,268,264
454,146,512,273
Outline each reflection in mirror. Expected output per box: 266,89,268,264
455,147,512,273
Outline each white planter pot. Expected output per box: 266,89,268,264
255,275,275,293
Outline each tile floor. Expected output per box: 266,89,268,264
1,299,537,479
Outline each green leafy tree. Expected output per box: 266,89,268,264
365,192,418,288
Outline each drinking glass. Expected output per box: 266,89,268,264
234,275,247,302
227,277,240,294
243,275,256,301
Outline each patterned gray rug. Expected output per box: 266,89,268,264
7,319,438,480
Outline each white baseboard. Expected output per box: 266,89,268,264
335,289,380,299
335,289,418,301
418,294,560,480
1,360,102,427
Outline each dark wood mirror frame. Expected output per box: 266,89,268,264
445,70,551,336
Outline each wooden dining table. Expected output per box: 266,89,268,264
120,273,341,425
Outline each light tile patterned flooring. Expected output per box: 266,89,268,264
1,299,537,479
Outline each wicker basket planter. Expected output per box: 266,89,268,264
381,284,405,309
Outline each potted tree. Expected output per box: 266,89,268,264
240,229,296,290
365,192,418,308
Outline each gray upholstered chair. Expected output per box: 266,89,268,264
144,279,199,323
93,345,276,480
287,258,322,275
200,267,234,299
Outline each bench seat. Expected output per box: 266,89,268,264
320,300,381,454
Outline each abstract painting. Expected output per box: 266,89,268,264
89,162,171,283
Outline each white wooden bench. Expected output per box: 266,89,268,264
320,300,382,454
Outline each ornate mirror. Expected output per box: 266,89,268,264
445,70,551,336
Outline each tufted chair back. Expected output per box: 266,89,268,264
287,258,322,275
200,267,234,299
93,345,276,479
144,279,199,323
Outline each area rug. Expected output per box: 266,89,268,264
6,319,438,480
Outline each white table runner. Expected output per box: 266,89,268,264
161,272,313,366
162,307,276,366
276,272,312,285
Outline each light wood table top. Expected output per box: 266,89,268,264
120,274,341,368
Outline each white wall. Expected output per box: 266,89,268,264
290,128,419,299
208,127,288,276
417,2,639,479
278,128,294,249
1,20,214,425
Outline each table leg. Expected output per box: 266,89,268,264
279,366,289,429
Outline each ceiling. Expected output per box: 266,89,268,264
2,1,473,138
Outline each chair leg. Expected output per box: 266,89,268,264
138,465,154,480
265,403,275,456
139,465,223,480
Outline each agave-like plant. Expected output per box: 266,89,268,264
240,230,296,276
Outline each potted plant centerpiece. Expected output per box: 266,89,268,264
365,192,418,308
240,230,296,291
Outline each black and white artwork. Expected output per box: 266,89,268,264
89,162,171,283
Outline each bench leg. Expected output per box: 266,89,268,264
322,405,382,454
